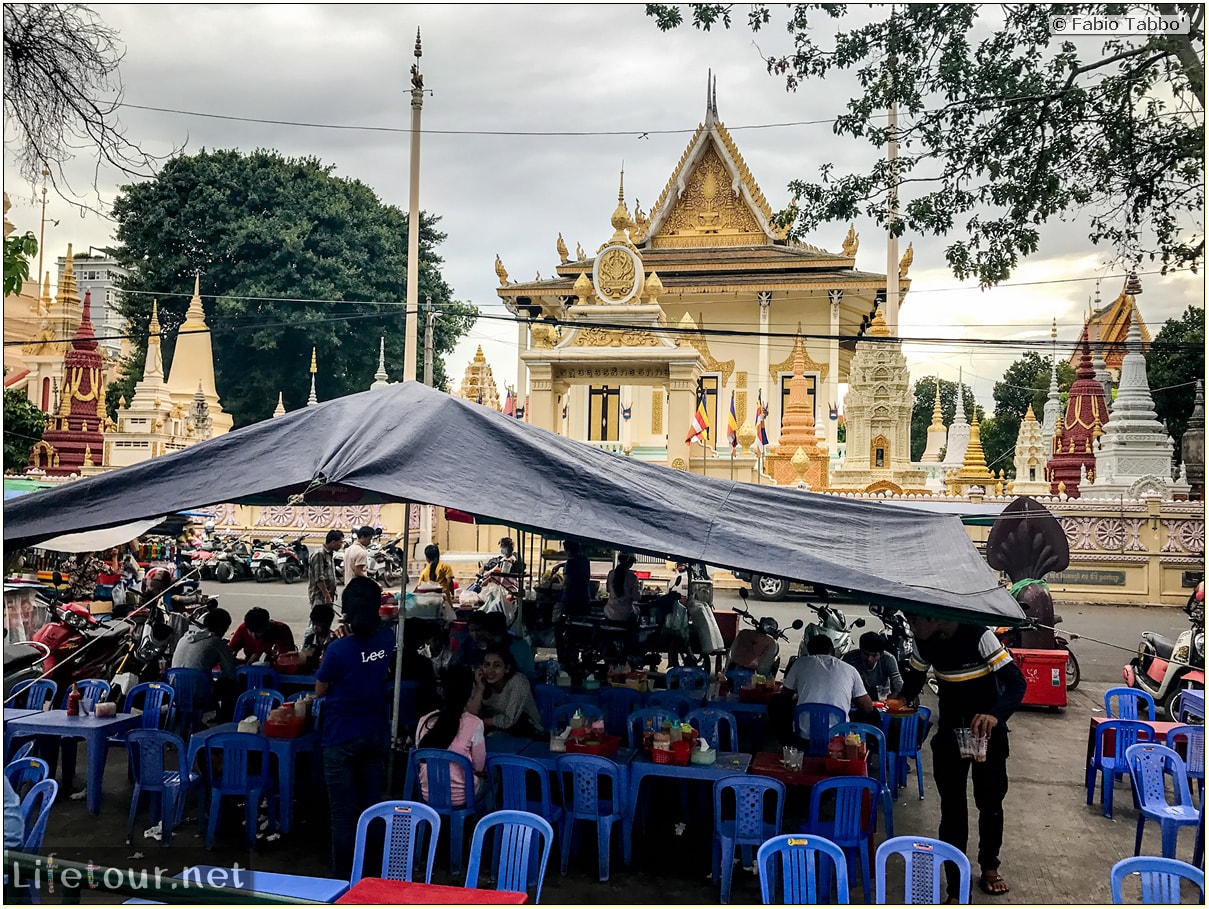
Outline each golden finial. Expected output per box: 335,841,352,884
148,299,161,335
737,421,756,451
473,344,486,362
494,254,509,286
556,233,569,264
1024,403,1036,421
576,241,585,261
645,271,664,304
273,392,286,417
868,304,890,337
610,169,633,237
929,379,944,427
790,446,810,482
898,242,914,279
841,224,859,258
573,272,592,305
1057,480,1067,496
310,346,318,375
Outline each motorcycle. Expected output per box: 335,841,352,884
870,603,914,674
995,614,1081,690
277,536,309,585
251,538,282,583
1122,582,1205,718
730,587,803,677
214,537,254,583
368,536,404,586
798,590,865,659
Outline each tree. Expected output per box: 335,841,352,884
909,376,982,461
647,3,1205,284
4,387,48,473
110,149,478,428
4,230,37,297
977,352,1077,478
3,4,165,209
1146,304,1205,455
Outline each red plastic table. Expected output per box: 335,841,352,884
335,878,527,904
749,752,868,788
1085,716,1183,766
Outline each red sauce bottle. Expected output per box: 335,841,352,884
67,683,81,717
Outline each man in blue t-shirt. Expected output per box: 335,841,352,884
315,577,395,879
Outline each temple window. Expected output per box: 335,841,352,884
870,434,890,469
587,385,620,442
1029,468,1036,481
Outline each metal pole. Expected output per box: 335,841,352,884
422,294,435,387
402,30,424,382
36,167,49,296
388,501,412,785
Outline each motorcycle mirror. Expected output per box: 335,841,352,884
792,619,804,630
672,576,684,589
854,618,866,627
739,588,749,601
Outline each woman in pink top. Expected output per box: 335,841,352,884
415,667,486,806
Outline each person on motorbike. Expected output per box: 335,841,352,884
60,550,110,602
843,632,904,701
729,617,782,677
481,537,525,584
143,566,205,615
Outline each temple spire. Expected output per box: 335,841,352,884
142,300,164,380
306,347,319,406
184,272,206,327
705,69,717,125
273,391,286,418
1041,317,1062,451
931,380,944,426
371,337,390,389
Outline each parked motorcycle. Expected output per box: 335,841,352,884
368,536,404,586
1122,581,1205,717
251,538,282,583
214,537,254,583
798,590,865,659
277,536,309,584
869,603,914,674
730,587,803,677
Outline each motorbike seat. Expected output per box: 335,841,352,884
1144,632,1177,660
4,642,44,672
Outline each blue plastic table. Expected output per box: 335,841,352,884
622,751,751,864
1178,689,1205,723
519,741,638,772
3,707,41,759
4,710,142,813
186,722,317,834
178,865,347,901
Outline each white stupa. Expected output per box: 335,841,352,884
941,367,971,469
1040,318,1062,456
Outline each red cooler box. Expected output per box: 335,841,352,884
1009,648,1068,708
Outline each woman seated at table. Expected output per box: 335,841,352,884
468,646,544,738
415,666,487,804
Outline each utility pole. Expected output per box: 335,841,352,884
36,166,50,302
422,294,436,387
884,6,901,332
402,29,424,381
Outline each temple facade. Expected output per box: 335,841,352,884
1010,405,1050,495
1070,273,1150,381
498,89,901,473
1086,315,1188,500
455,346,502,410
1048,339,1110,497
830,306,926,493
28,290,106,476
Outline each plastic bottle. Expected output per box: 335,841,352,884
67,683,81,717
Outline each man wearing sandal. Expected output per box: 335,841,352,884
889,614,1027,902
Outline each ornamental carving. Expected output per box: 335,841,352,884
681,332,734,386
671,458,688,471
1094,519,1127,550
1163,519,1206,554
570,327,662,348
656,145,762,242
770,344,829,382
592,245,644,304
651,389,663,434
1060,516,1097,551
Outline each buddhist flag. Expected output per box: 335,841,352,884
727,391,738,452
503,389,514,417
686,384,710,446
754,390,768,454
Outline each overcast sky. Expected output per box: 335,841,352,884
4,3,1203,412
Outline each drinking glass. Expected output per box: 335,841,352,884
876,684,891,702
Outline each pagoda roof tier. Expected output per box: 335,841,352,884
499,265,899,296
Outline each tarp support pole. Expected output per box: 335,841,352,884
388,502,412,785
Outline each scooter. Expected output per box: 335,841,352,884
277,536,309,584
798,590,865,659
368,537,404,586
1122,582,1205,717
730,587,803,677
214,538,253,583
251,539,281,583
870,603,913,673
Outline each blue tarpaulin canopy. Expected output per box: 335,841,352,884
3,381,1025,625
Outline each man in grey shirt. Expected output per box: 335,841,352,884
843,632,904,700
172,607,238,721
309,529,343,609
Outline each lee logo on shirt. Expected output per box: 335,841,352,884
361,649,387,663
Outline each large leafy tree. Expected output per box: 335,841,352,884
1145,305,1205,455
647,3,1205,285
3,387,48,473
109,149,477,427
978,352,1077,478
909,376,982,462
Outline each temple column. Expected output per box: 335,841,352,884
827,290,842,454
621,385,633,453
667,364,698,470
527,364,556,432
516,321,528,410
757,293,771,414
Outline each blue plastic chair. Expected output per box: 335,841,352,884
597,687,645,738
805,776,881,899
793,703,848,757
8,741,35,763
533,684,567,733
465,809,555,904
19,778,58,853
1110,855,1204,904
1106,686,1157,721
407,748,479,875
646,690,695,718
1126,743,1201,859
236,664,280,692
882,705,932,800
1087,720,1153,818
10,679,58,711
125,729,202,846
487,754,563,830
350,800,441,885
395,680,421,743
202,732,277,851
687,708,739,752
726,668,755,690
714,774,786,904
831,721,895,838
556,753,626,882
626,708,683,748
666,666,709,693
875,835,971,904
1166,724,1205,801
163,668,213,736
757,833,850,904
552,701,605,730
233,688,285,723
4,757,49,798
106,681,176,775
